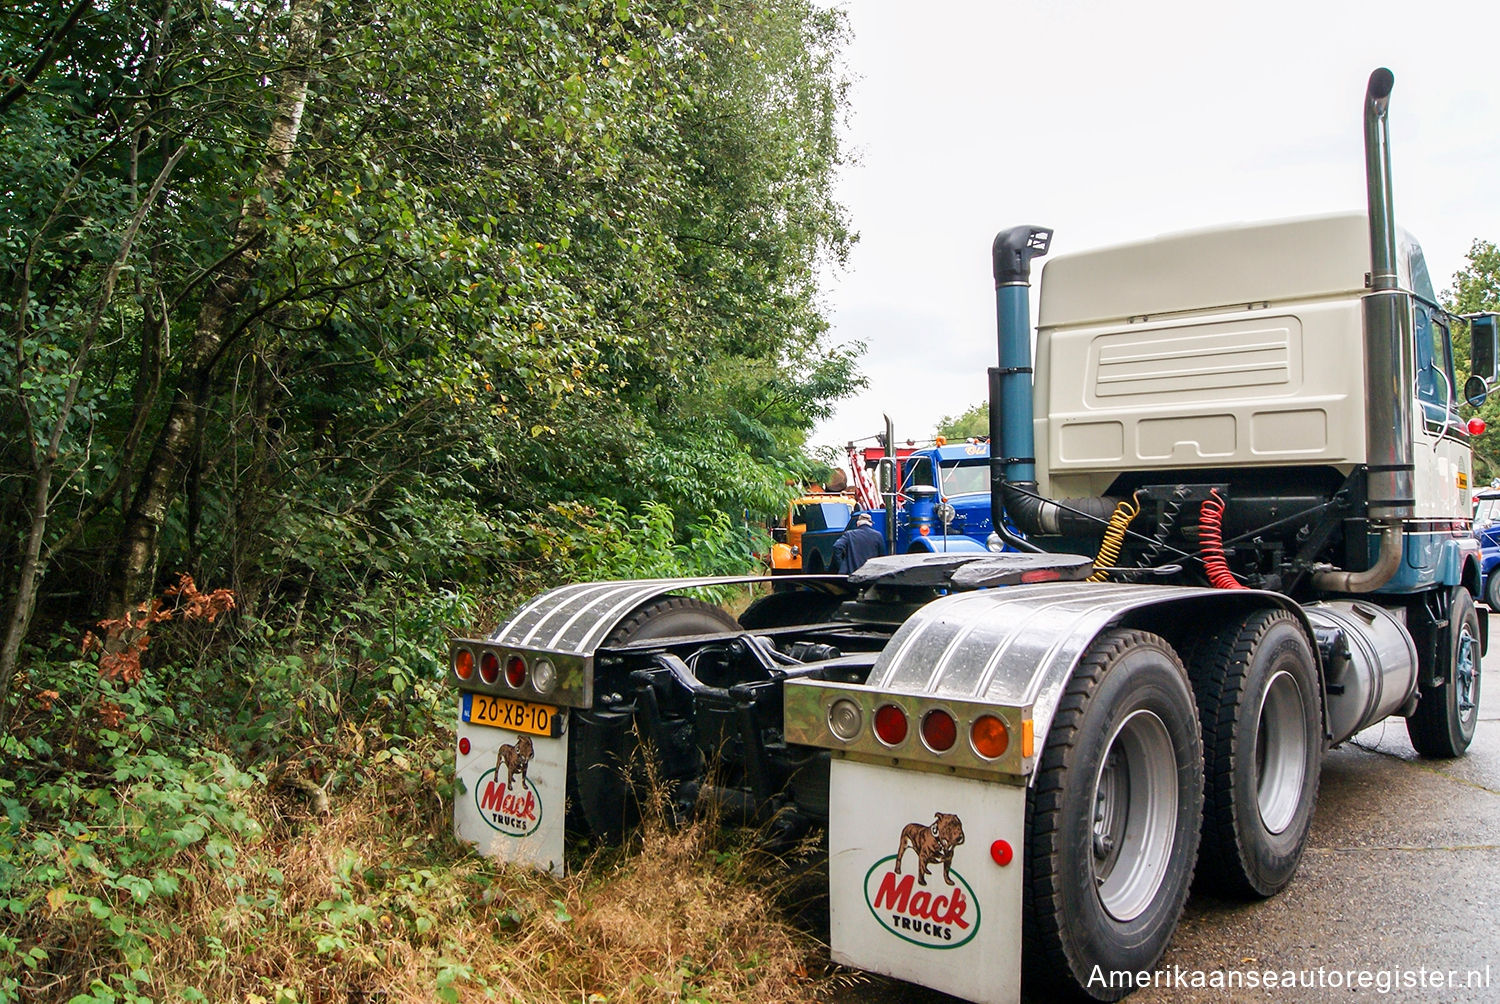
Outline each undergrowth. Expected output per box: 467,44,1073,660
0,515,831,1003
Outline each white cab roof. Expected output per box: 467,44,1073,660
1037,213,1434,328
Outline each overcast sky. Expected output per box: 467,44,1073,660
810,0,1500,451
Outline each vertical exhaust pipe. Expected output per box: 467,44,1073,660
1315,67,1410,591
1364,68,1399,293
882,413,897,554
1359,67,1415,526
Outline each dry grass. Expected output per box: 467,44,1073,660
8,731,830,1003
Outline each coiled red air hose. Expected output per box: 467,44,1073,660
1200,488,1247,590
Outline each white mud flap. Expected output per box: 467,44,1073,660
828,759,1025,1004
453,698,569,875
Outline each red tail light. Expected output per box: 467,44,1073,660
505,654,527,688
873,704,909,746
454,649,474,680
479,651,499,684
1469,417,1487,436
921,709,957,752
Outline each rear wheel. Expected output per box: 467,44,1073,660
568,597,741,840
1186,609,1321,898
1024,629,1203,1001
1486,570,1500,612
1407,586,1482,758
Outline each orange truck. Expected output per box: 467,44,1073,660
769,493,856,574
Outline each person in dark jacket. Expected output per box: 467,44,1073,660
832,512,886,574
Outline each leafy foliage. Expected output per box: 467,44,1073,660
1,0,859,695
1447,240,1500,482
935,400,989,441
1,1,857,998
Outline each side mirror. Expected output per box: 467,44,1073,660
1468,312,1499,382
1465,374,1489,409
877,457,896,495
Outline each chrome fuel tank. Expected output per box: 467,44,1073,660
1303,600,1418,745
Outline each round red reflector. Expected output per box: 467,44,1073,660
990,839,1013,867
971,714,1009,759
454,649,474,680
505,654,527,688
479,651,500,683
873,704,909,746
458,737,471,755
921,709,957,752
1469,417,1487,436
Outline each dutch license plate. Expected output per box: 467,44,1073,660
461,692,563,738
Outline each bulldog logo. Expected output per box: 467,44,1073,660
894,811,965,886
494,734,534,789
476,735,542,837
864,810,979,949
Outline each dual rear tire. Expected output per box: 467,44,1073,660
1024,630,1204,1001
1026,612,1324,999
1186,610,1322,898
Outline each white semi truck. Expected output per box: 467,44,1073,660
449,69,1496,1001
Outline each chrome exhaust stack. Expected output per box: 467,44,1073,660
1317,68,1410,593
1358,67,1415,530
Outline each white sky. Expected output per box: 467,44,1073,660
811,0,1500,451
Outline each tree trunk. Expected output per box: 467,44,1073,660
0,146,185,729
105,0,322,618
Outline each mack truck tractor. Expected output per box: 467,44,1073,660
449,69,1496,1002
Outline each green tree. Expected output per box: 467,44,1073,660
0,0,860,718
936,401,989,441
1446,240,1500,483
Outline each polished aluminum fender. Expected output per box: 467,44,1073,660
452,575,844,709
489,576,764,654
861,581,1308,766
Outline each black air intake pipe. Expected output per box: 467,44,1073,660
989,226,1117,548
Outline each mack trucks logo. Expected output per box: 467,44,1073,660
864,812,979,948
473,736,542,837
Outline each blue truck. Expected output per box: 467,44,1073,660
783,439,1002,574
1475,486,1500,607
885,440,997,554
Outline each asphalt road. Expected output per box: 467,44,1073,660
826,647,1500,1003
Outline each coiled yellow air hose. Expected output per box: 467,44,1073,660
1087,493,1140,582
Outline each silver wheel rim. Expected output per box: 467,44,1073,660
1457,622,1479,731
1255,669,1307,835
1092,709,1177,922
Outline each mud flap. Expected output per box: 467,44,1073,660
828,759,1024,1004
454,710,569,875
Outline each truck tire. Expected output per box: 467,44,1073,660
1024,629,1203,1001
738,589,844,630
1486,570,1500,612
1186,609,1321,898
1406,586,1482,758
569,596,741,841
